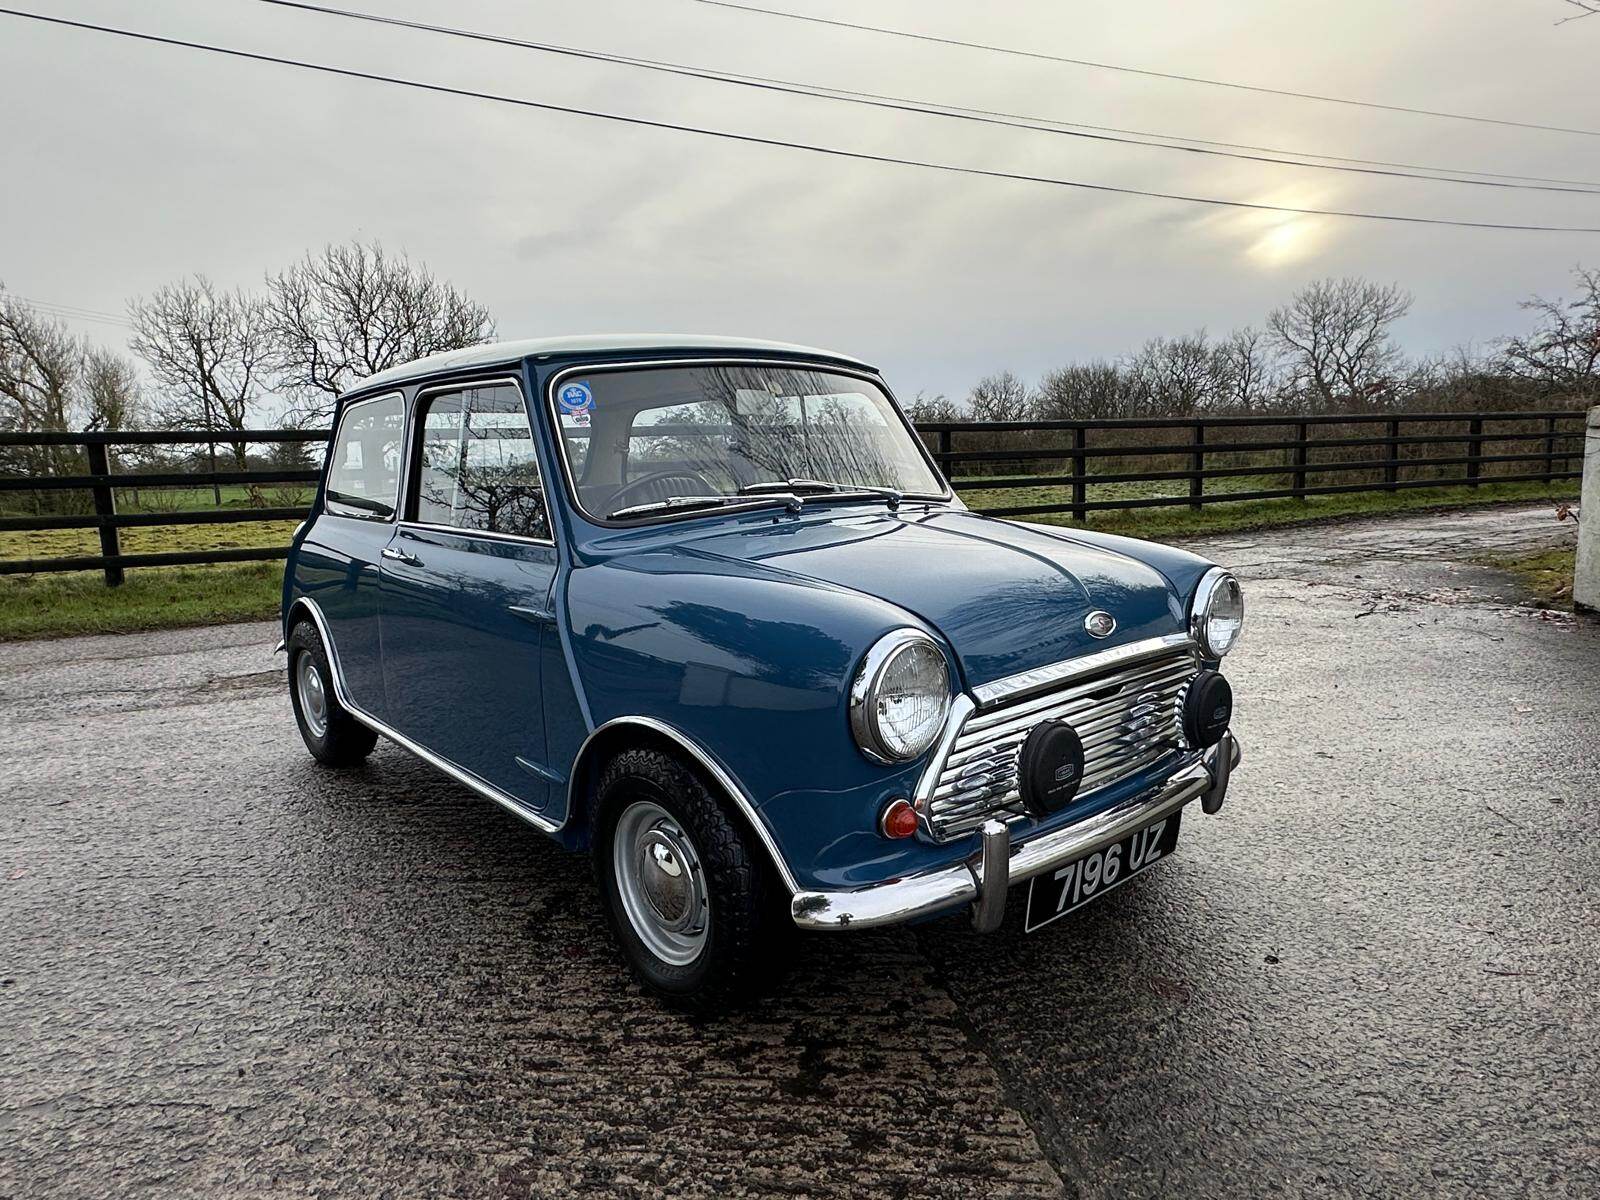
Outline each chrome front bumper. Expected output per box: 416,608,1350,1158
790,732,1240,932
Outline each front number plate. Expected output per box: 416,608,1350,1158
1023,811,1182,933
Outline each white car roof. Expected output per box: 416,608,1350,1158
352,334,875,394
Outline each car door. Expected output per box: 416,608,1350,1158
378,379,561,814
297,392,406,719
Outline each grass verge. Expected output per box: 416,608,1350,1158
0,562,282,641
1471,546,1578,610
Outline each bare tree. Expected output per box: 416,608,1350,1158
266,241,495,420
1211,327,1281,413
129,276,272,503
0,287,144,509
80,345,142,433
1035,360,1143,420
968,370,1034,421
1267,277,1412,411
1556,1,1599,24
1128,330,1220,416
903,391,963,423
1497,266,1600,398
0,288,80,436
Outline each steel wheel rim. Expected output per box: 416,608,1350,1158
296,653,329,739
613,799,709,967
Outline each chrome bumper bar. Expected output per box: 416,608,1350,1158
790,732,1240,932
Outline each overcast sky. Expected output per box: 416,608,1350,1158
2,0,1597,402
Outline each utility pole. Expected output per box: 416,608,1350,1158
1576,405,1600,614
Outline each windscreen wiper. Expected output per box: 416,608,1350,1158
607,493,803,520
740,479,904,511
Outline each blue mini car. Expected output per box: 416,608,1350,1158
281,336,1243,1006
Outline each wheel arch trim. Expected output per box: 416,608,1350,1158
566,716,800,896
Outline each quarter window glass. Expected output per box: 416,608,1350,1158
325,395,404,520
411,385,550,539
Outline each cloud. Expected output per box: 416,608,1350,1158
1,0,1595,402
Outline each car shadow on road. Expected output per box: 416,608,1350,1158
265,742,1067,1195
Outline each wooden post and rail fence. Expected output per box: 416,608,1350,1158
0,409,1587,587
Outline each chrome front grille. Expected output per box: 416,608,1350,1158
920,645,1200,842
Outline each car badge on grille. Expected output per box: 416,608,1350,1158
1084,610,1116,639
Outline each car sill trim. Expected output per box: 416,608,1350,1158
286,597,560,834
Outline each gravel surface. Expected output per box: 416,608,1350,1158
3,503,1596,1198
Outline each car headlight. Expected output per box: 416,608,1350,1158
849,630,951,763
1191,568,1245,658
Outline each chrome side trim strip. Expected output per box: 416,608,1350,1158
286,596,560,834
970,632,1197,708
564,715,801,896
791,735,1240,931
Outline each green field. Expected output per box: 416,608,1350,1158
0,478,1578,641
970,478,1578,541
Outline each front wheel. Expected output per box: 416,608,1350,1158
594,747,783,1009
287,620,378,768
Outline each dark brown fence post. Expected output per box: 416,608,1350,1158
1293,421,1309,498
937,428,952,485
1466,416,1484,487
1189,421,1205,511
85,439,124,587
1544,414,1557,481
1385,418,1400,491
1071,426,1087,522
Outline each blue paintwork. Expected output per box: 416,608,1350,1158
283,340,1223,905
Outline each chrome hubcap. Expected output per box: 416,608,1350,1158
613,801,708,966
296,653,329,739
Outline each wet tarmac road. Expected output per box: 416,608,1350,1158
3,505,1597,1198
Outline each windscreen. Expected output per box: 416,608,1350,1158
549,363,945,520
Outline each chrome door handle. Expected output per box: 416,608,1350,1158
381,545,421,566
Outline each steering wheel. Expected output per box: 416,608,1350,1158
608,469,721,510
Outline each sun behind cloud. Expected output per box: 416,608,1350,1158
1247,216,1326,266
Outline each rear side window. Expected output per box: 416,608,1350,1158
409,383,550,540
325,394,404,520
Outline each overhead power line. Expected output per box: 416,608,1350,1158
7,294,133,329
251,0,1600,194
3,8,1598,234
692,0,1600,139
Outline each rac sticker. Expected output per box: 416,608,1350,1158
558,382,594,414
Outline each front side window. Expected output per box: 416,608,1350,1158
409,383,550,539
325,394,404,520
550,364,945,521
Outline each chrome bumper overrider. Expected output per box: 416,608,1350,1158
790,732,1241,932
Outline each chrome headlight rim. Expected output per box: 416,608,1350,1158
1190,567,1245,659
849,629,952,764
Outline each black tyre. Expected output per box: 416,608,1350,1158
594,747,784,1010
287,620,378,768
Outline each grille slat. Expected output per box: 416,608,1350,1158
939,676,1191,774
960,658,1196,737
922,646,1199,841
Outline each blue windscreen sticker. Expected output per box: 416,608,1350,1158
558,381,594,414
